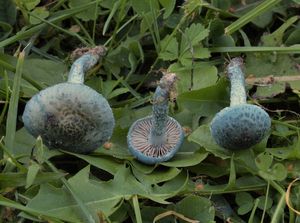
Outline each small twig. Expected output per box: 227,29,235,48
153,210,199,223
286,178,300,215
246,75,300,86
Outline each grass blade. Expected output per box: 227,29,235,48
209,46,300,54
5,51,24,154
225,0,281,35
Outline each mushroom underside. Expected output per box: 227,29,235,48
210,104,271,150
22,83,115,153
127,116,183,164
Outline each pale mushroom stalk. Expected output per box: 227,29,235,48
127,72,184,165
228,61,247,106
210,57,271,150
149,75,175,145
68,46,106,84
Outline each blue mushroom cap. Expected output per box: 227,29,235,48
22,83,115,153
210,104,271,150
127,116,184,165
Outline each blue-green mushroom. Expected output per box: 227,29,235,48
127,72,184,165
210,57,271,150
22,46,115,154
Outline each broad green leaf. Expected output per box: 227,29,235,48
188,125,232,159
132,166,181,184
170,62,218,94
67,152,124,175
161,150,208,167
141,206,171,223
179,46,210,66
177,78,229,116
175,195,215,223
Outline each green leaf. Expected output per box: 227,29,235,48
170,62,218,94
257,195,273,210
132,166,181,184
0,22,13,41
23,0,40,11
179,46,210,66
235,192,254,215
177,78,229,116
67,152,124,175
159,0,176,19
159,35,178,61
5,52,24,155
180,23,209,53
0,172,64,189
26,161,41,189
175,195,215,223
188,125,231,159
161,150,208,167
29,7,50,25
255,152,273,171
69,0,98,21
0,0,16,25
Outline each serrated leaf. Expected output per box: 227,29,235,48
180,23,209,53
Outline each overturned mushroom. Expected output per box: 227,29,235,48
127,72,184,165
210,57,271,150
22,46,115,154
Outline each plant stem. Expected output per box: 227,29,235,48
269,180,286,223
227,58,247,106
132,195,142,223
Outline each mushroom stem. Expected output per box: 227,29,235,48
149,72,177,145
68,46,106,84
227,57,247,106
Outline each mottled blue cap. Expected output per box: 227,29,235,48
22,83,115,153
210,104,271,150
127,116,184,165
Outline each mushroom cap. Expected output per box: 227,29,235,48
127,116,184,165
22,83,115,153
210,104,271,150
